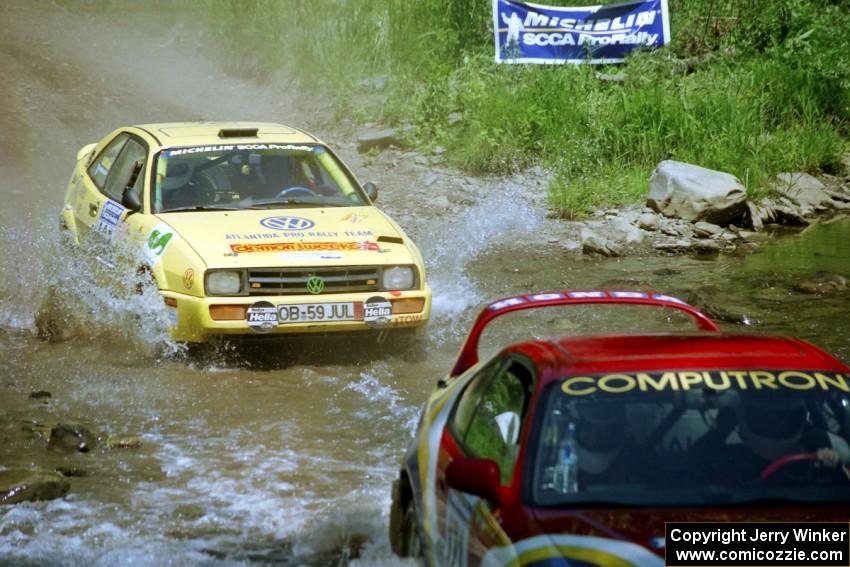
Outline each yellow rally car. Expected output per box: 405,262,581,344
59,122,431,343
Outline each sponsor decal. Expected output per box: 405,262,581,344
94,200,126,237
165,143,313,157
306,276,325,294
229,241,379,253
144,223,176,265
259,216,315,231
363,296,392,327
392,313,425,325
246,301,278,333
493,0,670,64
560,370,850,396
183,268,194,289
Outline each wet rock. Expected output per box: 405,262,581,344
647,160,748,225
793,272,847,295
0,468,70,504
692,239,721,254
104,435,143,449
559,239,582,254
637,213,659,231
654,239,693,254
355,128,400,153
48,423,99,453
581,228,622,256
687,287,761,325
693,221,723,238
737,229,769,242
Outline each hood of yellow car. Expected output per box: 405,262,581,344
156,207,414,269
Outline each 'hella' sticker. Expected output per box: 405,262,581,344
260,216,315,231
246,301,278,333
363,296,392,327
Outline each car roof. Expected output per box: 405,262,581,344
450,290,850,381
520,333,849,380
132,121,319,148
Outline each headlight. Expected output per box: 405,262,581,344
205,270,244,295
381,266,415,290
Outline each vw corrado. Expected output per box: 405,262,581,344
59,122,431,343
389,290,850,566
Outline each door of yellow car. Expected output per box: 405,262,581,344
74,132,148,247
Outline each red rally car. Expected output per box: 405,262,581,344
389,290,850,566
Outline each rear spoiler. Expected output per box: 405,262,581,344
449,290,720,378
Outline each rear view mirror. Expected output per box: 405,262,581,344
363,182,378,202
446,457,503,503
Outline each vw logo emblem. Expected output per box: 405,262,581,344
306,276,325,294
260,216,315,231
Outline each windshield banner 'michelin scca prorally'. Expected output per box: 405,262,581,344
492,0,670,64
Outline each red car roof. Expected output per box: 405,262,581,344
526,333,849,378
451,290,849,379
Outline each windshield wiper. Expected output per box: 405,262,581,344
245,198,326,209
160,205,242,213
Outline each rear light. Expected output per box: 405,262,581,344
391,298,424,314
210,305,248,321
164,297,177,307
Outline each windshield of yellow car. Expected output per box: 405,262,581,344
529,370,850,507
152,143,367,212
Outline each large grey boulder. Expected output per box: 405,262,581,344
647,161,748,225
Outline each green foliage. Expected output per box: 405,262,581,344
211,0,850,217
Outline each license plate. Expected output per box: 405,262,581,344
277,302,356,324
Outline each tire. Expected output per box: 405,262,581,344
388,480,404,556
400,500,423,558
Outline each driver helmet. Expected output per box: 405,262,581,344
736,397,807,460
576,403,626,475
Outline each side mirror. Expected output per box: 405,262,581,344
363,182,378,202
122,160,145,213
122,188,142,212
446,457,503,503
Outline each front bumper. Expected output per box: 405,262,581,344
161,287,431,343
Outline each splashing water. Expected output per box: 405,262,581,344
0,222,180,355
416,182,542,342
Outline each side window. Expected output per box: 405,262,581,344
456,360,533,484
87,134,129,190
103,138,147,202
451,360,500,437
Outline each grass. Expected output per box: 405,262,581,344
208,0,850,217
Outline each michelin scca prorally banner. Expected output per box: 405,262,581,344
492,0,670,64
